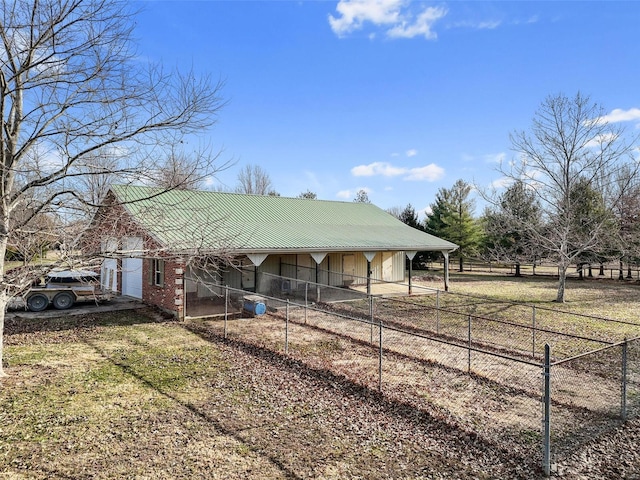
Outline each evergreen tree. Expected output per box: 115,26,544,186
399,204,421,230
425,180,482,271
482,181,542,276
298,190,317,200
397,204,427,269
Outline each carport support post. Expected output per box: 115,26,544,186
443,251,450,292
311,253,327,304
406,251,417,295
363,252,377,296
543,344,551,477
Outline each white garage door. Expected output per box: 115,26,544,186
122,237,143,299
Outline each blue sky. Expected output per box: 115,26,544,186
135,1,640,217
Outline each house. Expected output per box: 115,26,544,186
90,185,458,318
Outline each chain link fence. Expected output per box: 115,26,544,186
184,273,640,476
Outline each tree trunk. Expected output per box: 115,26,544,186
0,297,7,377
514,262,521,277
458,255,463,272
556,265,567,303
0,234,8,377
619,260,624,280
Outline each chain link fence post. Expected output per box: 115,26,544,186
378,310,383,392
622,338,628,421
532,306,536,358
224,285,229,339
543,343,551,477
304,282,308,324
285,299,290,355
468,314,472,373
370,295,374,344
436,290,440,334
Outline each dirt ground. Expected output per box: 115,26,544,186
2,306,640,479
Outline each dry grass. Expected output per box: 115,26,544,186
1,310,501,479
2,274,640,479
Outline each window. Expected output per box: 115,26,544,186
151,259,164,287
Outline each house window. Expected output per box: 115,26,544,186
151,259,164,287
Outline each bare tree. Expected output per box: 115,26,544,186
481,181,543,277
150,146,230,191
386,206,403,219
235,164,276,195
503,92,639,302
0,0,226,376
297,190,317,200
74,147,123,215
353,189,371,203
612,166,640,278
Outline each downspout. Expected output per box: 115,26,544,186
182,274,186,319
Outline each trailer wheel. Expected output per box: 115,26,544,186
52,292,75,310
27,293,49,312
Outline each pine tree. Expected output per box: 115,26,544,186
425,180,482,271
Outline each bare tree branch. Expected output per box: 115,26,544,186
0,0,228,376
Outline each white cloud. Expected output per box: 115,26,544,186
584,132,620,148
599,108,640,124
484,152,506,164
351,161,444,181
405,149,418,157
449,19,501,30
351,161,406,177
336,186,373,200
588,107,640,127
387,6,448,39
489,176,513,190
403,164,444,181
329,0,447,40
329,0,404,36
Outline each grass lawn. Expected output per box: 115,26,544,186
414,271,640,341
2,310,503,479
2,274,640,479
2,311,287,479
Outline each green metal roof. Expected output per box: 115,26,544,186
110,185,458,254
